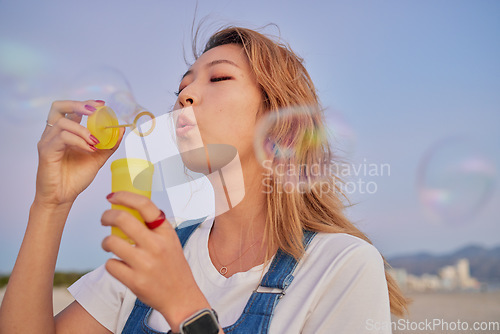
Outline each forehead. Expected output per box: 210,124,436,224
188,44,249,73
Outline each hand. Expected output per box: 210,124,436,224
35,100,124,208
101,191,211,332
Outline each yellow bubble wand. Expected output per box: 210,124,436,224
87,106,156,149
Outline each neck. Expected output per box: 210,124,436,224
206,154,267,248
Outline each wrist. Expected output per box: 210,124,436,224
161,289,212,333
32,196,73,213
168,308,220,334
30,198,73,223
165,303,212,332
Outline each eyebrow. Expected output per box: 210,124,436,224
181,59,240,80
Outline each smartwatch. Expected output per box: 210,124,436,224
169,308,220,334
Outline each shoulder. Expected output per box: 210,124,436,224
68,263,126,296
292,232,389,312
67,264,131,332
299,232,386,280
287,233,392,333
307,232,383,263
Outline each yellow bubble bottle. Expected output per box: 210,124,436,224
110,158,154,243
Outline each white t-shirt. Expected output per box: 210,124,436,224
68,217,392,333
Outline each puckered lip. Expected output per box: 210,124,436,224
175,113,197,129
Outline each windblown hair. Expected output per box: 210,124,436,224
193,25,409,317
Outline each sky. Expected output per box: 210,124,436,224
0,0,499,273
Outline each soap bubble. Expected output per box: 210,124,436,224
324,109,357,157
106,90,144,125
0,80,55,123
0,39,45,77
254,105,346,193
64,66,149,123
0,39,56,123
65,66,131,101
417,136,497,226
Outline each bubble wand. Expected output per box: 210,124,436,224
87,106,156,149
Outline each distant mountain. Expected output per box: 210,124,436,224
387,244,500,284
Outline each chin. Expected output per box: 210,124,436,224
180,144,239,175
180,147,211,174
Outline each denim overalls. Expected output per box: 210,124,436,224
122,219,317,334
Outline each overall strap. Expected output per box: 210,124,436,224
175,217,206,247
121,218,205,334
223,230,317,333
260,230,317,290
123,221,317,334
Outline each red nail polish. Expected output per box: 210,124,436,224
85,105,97,112
90,134,100,144
95,100,105,103
106,193,115,200
89,144,97,151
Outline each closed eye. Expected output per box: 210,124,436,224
175,76,233,96
210,76,232,82
174,85,185,96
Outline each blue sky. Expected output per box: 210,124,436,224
0,0,499,273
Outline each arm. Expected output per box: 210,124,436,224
0,100,123,333
55,301,112,334
101,192,224,333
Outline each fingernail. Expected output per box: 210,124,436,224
85,105,97,112
90,134,100,144
95,100,105,103
106,193,115,200
89,144,97,151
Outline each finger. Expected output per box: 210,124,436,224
44,117,100,147
101,235,144,268
105,258,136,288
46,128,97,153
101,209,150,246
91,126,125,166
144,210,174,237
97,126,125,153
106,192,175,238
106,192,165,224
47,100,102,124
64,112,83,124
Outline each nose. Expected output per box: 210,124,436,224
178,85,198,108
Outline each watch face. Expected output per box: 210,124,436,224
183,310,219,334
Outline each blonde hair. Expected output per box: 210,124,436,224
193,25,409,317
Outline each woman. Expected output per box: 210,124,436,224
0,26,408,333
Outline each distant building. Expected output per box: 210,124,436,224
406,273,442,292
439,265,458,290
456,258,479,290
389,258,480,292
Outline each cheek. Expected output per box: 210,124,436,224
198,85,261,145
230,90,262,124
213,98,259,132
199,115,256,153
226,91,261,141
